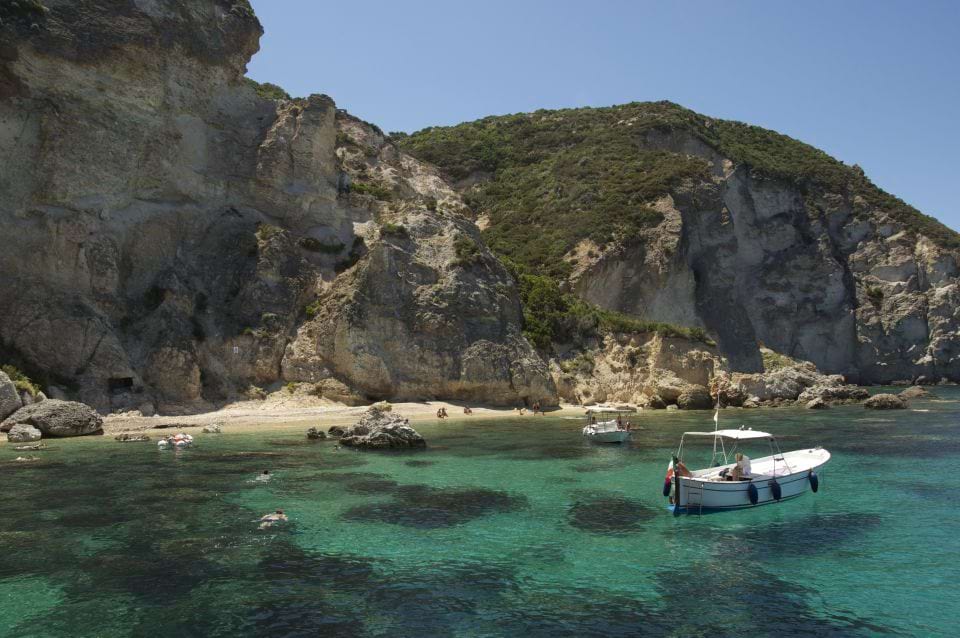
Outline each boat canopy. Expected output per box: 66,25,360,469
682,429,772,440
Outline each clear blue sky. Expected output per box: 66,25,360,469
248,0,960,231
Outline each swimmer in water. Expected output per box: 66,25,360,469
259,509,288,529
256,469,272,482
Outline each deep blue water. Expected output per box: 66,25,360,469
1,388,958,637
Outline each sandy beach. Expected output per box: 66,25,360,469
102,399,586,436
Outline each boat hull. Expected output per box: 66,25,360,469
583,430,631,444
673,448,829,512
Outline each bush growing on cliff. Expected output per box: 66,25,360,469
243,77,291,101
453,234,482,267
2,365,39,397
298,237,345,254
865,285,885,306
352,182,394,201
255,223,284,243
0,0,47,23
380,222,408,238
514,269,713,350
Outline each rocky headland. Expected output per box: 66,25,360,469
1,0,956,423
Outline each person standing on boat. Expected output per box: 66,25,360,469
732,452,751,480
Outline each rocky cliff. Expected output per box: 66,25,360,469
0,0,554,412
400,103,960,385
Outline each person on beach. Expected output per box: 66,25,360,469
532,401,541,415
441,407,448,418
463,406,473,415
437,408,443,419
259,509,288,529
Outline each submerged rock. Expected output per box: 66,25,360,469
7,423,42,443
202,424,222,434
899,386,936,400
339,406,425,449
864,394,907,410
0,400,103,437
115,433,151,442
306,427,327,440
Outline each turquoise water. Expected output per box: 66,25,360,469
2,389,959,637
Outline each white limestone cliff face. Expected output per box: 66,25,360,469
572,132,960,384
0,0,554,412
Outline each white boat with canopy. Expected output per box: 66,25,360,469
664,421,829,514
582,407,634,444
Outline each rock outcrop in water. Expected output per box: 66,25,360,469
339,405,426,449
0,0,554,413
864,394,907,410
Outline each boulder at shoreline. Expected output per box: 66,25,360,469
1,400,104,437
0,371,22,421
7,423,42,443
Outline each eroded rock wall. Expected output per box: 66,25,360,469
573,132,960,384
0,0,554,412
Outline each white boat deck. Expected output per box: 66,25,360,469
689,448,829,482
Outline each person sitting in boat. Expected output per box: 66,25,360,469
672,456,692,477
616,414,623,429
731,452,751,480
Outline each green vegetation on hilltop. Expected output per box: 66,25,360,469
401,101,960,269
401,103,711,279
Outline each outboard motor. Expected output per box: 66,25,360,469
748,483,759,505
770,479,782,501
809,471,819,493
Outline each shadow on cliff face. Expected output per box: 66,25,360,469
342,484,527,528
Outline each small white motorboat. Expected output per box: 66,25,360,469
582,408,634,444
664,422,829,514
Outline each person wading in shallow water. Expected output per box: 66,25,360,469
532,401,541,415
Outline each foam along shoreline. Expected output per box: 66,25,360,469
96,401,588,436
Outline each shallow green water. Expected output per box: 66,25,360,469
2,389,959,637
